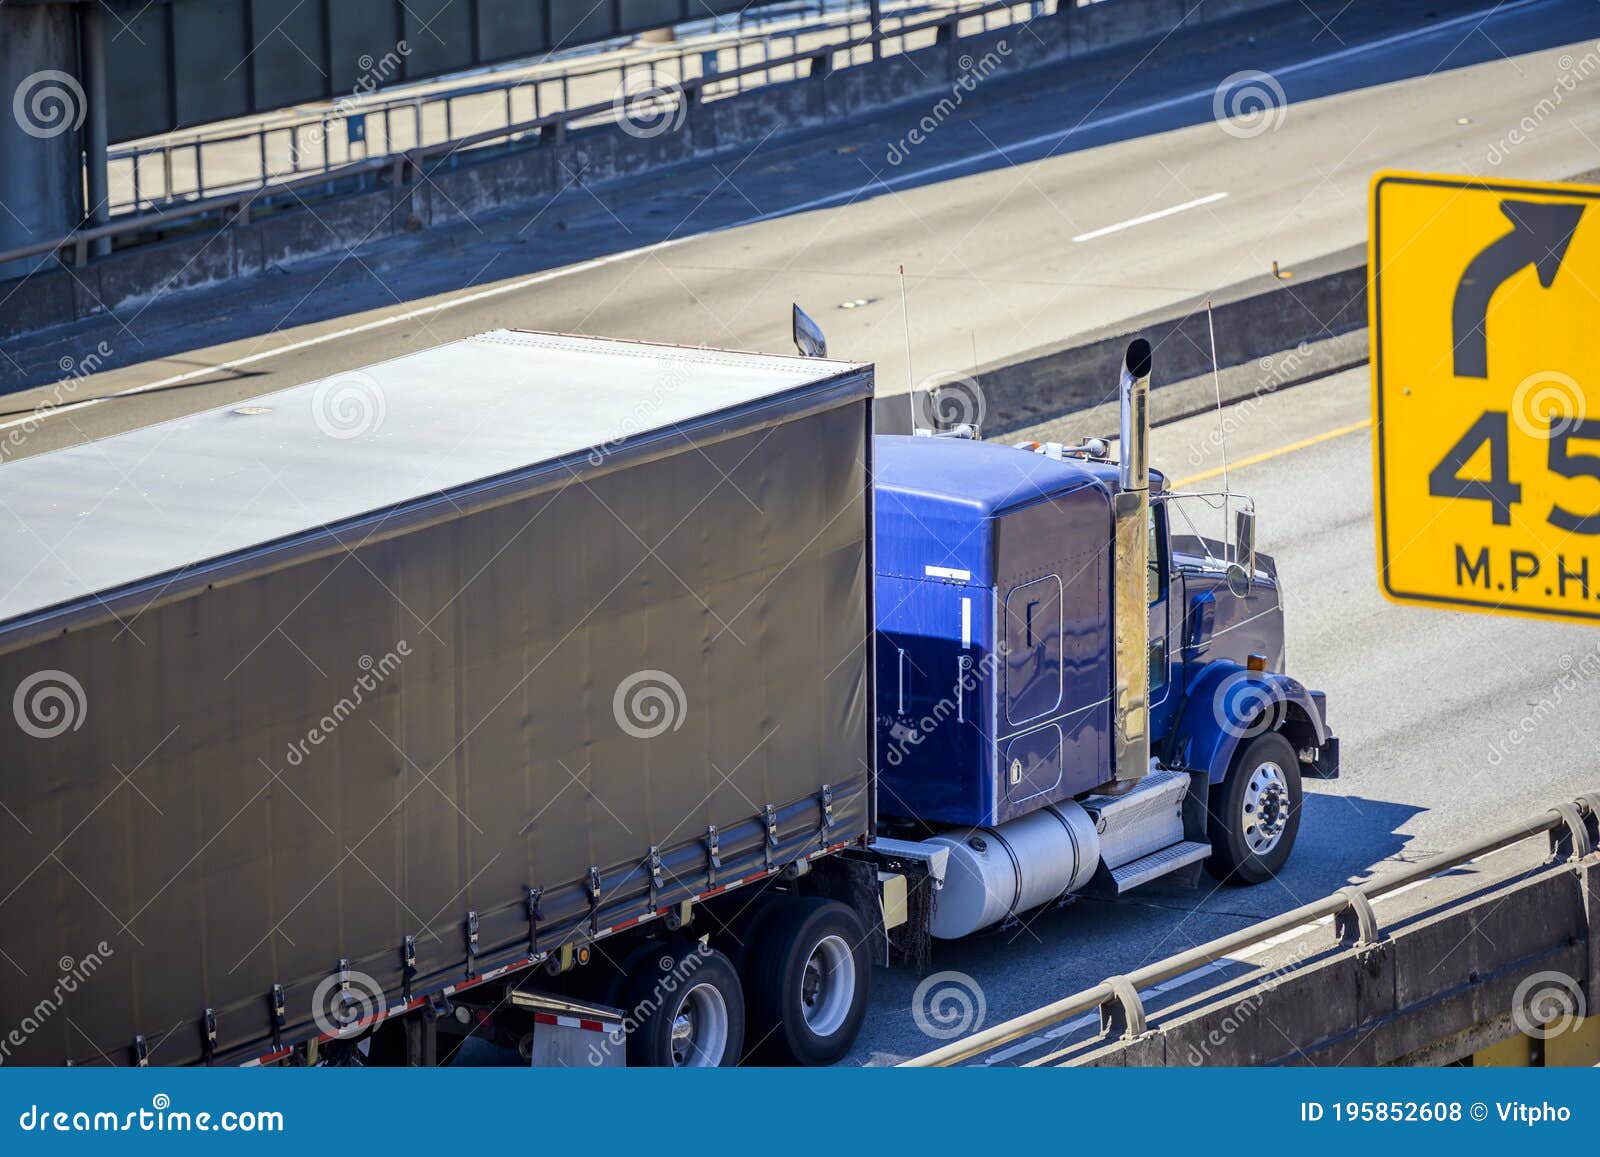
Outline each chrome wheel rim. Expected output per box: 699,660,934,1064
800,934,856,1037
1243,761,1291,855
668,982,729,1067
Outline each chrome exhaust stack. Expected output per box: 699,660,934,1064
1111,338,1152,787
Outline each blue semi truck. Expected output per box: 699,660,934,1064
0,326,1334,1068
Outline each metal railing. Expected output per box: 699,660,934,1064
104,0,995,215
903,791,1600,1066
2,0,1049,274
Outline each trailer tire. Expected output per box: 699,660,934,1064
1206,730,1302,885
623,942,744,1067
743,897,871,1066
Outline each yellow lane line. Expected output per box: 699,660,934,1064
1173,418,1371,488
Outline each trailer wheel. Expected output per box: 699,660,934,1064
743,897,871,1065
1206,730,1302,885
623,942,744,1067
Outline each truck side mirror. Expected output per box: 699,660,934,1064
1227,508,1257,595
792,303,827,358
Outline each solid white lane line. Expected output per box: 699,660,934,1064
1,0,1550,434
1071,192,1229,242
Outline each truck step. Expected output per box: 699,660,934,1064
1100,840,1211,895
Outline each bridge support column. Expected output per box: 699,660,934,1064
0,4,84,280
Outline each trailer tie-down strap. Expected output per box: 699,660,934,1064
587,867,603,935
705,825,722,887
647,846,664,911
526,888,544,959
764,804,779,871
818,784,834,847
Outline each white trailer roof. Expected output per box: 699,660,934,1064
0,330,868,630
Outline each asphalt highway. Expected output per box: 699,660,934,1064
847,361,1600,1065
2,0,1598,1068
3,0,1599,445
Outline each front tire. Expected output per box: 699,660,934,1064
743,897,871,1065
623,942,745,1067
1205,730,1302,885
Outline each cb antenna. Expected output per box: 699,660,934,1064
1206,297,1232,559
900,265,917,432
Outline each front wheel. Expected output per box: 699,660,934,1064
1205,730,1302,885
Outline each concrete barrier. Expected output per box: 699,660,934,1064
2,0,1294,340
967,245,1369,436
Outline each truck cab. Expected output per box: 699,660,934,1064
864,338,1337,938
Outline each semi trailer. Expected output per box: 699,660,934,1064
0,324,1336,1068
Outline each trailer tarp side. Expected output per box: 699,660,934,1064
0,333,874,1067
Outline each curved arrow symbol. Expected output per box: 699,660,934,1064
1452,198,1585,378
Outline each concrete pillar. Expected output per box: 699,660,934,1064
82,4,110,257
0,5,83,280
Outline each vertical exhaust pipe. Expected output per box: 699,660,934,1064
1112,339,1152,786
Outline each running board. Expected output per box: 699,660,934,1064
1086,840,1211,897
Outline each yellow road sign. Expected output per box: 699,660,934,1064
1370,171,1600,623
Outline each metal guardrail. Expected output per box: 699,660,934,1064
104,0,938,215
903,792,1600,1066
2,0,1046,273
